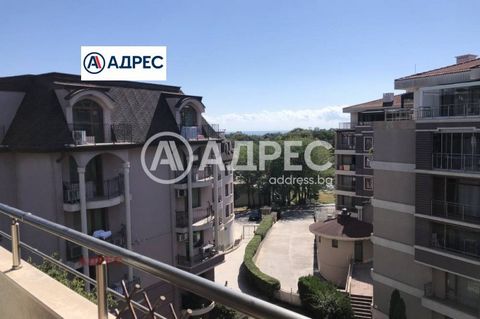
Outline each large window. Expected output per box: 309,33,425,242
72,99,105,143
364,177,373,191
181,106,197,127
433,133,480,171
364,136,373,152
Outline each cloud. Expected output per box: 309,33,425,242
204,105,348,132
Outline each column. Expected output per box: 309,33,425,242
187,170,194,261
123,162,133,281
213,165,220,249
78,166,89,278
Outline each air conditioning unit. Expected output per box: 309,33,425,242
176,189,186,198
177,233,188,242
72,130,87,145
67,244,83,260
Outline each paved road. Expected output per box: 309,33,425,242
255,210,315,293
214,212,259,293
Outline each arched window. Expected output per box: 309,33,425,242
180,105,197,127
72,99,104,143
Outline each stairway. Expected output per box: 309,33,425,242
349,294,372,319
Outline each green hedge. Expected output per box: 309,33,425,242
243,216,280,298
298,276,354,319
254,215,273,239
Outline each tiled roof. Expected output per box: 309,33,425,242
343,95,402,112
309,215,373,239
396,58,480,81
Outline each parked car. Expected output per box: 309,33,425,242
248,210,262,222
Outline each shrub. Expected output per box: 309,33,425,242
298,275,354,319
389,289,406,319
243,234,280,297
254,215,273,239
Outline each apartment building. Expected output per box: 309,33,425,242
335,93,413,221
371,55,480,319
0,72,235,315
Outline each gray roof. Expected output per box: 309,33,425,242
0,73,210,151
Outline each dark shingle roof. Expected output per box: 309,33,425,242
309,215,373,239
0,73,205,151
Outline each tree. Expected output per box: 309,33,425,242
389,289,406,319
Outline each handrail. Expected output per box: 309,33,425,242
417,103,480,119
0,202,308,319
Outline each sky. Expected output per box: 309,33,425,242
1,1,480,131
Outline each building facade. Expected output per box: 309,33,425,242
371,55,480,319
0,73,235,315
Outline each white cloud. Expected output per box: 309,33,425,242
204,105,348,132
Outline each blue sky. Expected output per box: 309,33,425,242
1,0,480,131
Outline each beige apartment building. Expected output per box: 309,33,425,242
370,55,480,319
0,73,235,315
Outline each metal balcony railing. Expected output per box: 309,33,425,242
432,153,480,172
338,122,355,129
430,236,480,259
63,174,124,204
417,103,480,119
337,164,356,171
69,123,134,145
385,108,414,121
0,202,308,319
176,208,213,228
336,184,356,192
180,124,225,140
431,200,480,225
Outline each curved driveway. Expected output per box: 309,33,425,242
255,210,315,293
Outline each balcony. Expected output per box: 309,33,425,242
423,282,480,319
431,200,480,225
176,208,214,229
0,202,307,319
177,251,225,274
68,123,134,146
338,122,355,129
63,175,124,203
336,183,356,192
417,103,480,119
432,153,480,172
337,164,356,171
180,123,224,140
174,166,214,188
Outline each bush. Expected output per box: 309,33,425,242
243,217,281,298
298,276,354,319
254,215,273,239
389,289,406,319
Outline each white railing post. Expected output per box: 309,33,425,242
11,219,21,269
96,256,108,319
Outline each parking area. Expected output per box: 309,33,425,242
255,210,315,293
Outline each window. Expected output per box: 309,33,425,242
72,99,105,143
364,156,372,168
364,177,373,191
332,239,338,248
225,184,229,196
192,188,201,208
192,231,203,248
226,204,231,217
318,236,321,243
364,136,373,152
180,106,197,127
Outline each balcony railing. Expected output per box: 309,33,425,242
385,108,414,121
180,124,225,140
432,153,480,172
69,123,134,145
336,142,356,150
338,122,355,129
431,200,480,225
63,174,124,204
430,236,480,259
176,208,214,228
417,103,480,119
0,203,307,319
336,184,356,192
337,164,356,171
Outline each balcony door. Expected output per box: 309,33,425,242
73,99,105,143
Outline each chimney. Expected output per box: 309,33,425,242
456,54,477,64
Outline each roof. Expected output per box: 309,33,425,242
343,95,402,112
396,58,480,81
309,215,373,240
0,73,214,151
